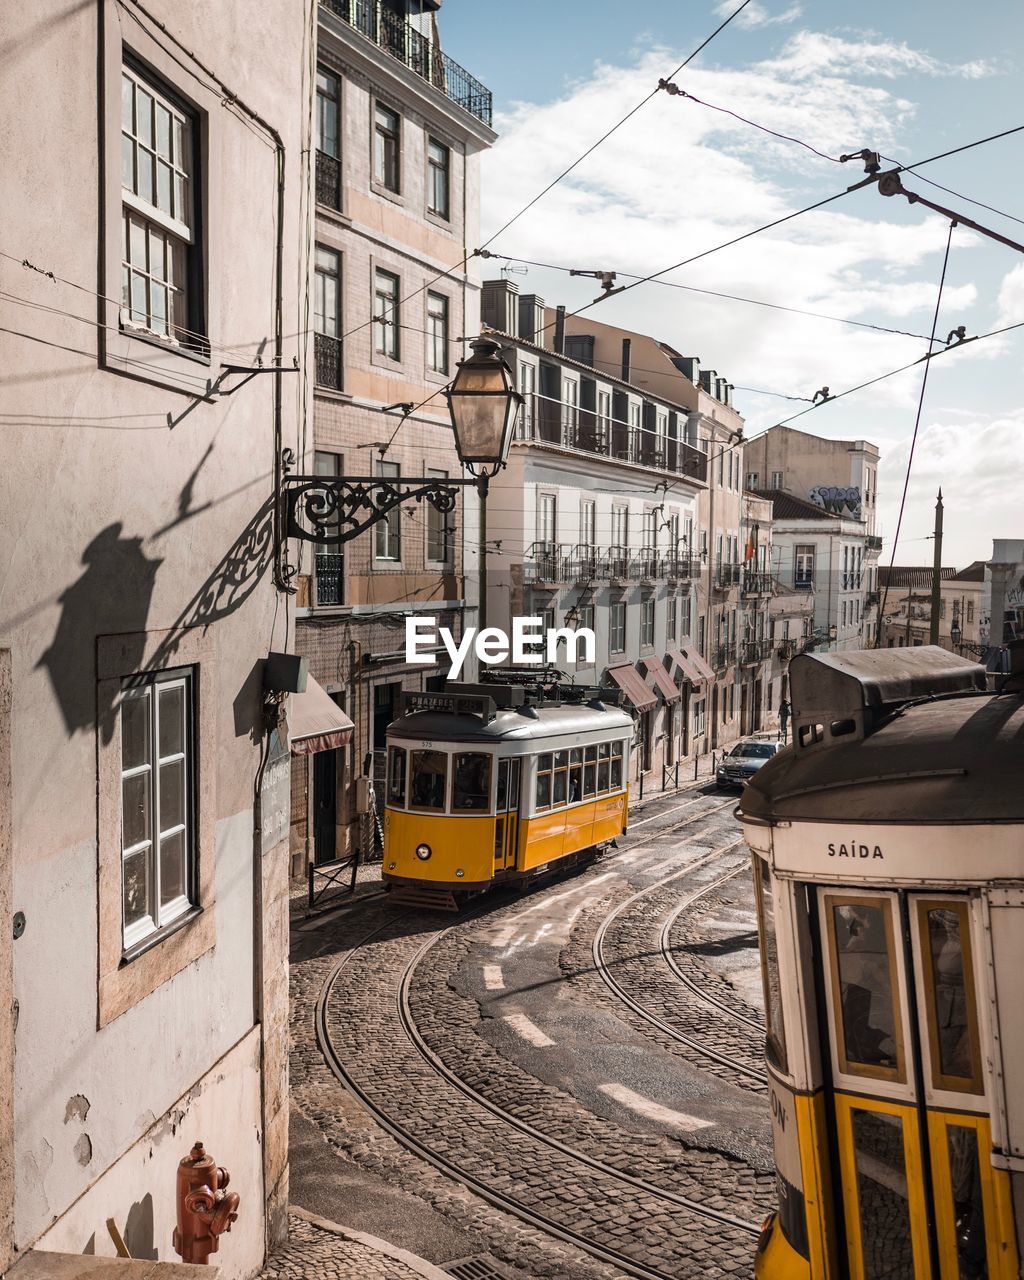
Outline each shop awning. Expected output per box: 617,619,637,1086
641,656,681,704
669,644,716,687
289,676,355,756
605,663,657,713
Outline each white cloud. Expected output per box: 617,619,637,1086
996,262,1024,328
760,31,998,82
714,0,802,28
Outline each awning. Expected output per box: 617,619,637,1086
669,644,716,687
641,656,682,704
605,663,657,713
289,676,355,756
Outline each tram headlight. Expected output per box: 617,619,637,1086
455,869,465,878
415,843,432,861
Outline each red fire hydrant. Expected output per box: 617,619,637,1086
172,1141,239,1265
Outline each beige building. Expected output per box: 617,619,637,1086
291,0,495,869
879,563,985,651
1,1,309,1275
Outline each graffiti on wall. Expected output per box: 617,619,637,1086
809,484,862,519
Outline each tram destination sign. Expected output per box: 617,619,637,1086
402,691,497,722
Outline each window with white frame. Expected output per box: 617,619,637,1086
561,378,578,439
374,268,399,359
841,600,848,628
667,592,678,642
771,470,784,488
610,597,626,652
680,593,692,638
577,600,595,632
640,595,655,647
597,389,612,431
374,102,400,191
668,513,680,554
121,63,198,344
795,544,815,588
537,492,557,549
375,461,402,559
315,66,341,210
426,468,452,564
518,362,536,436
427,138,450,219
426,291,448,374
642,509,657,550
746,471,760,489
580,499,596,549
119,669,195,950
314,246,342,389
693,697,706,737
611,504,628,549
697,614,706,656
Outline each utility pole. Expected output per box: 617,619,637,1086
929,489,943,646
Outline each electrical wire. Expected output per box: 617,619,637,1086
879,156,1024,229
877,221,955,639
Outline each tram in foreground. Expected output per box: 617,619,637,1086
381,682,632,908
739,646,1023,1280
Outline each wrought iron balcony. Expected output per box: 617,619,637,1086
742,570,772,596
776,638,796,661
665,555,700,581
319,0,493,127
714,562,741,590
522,541,564,584
315,333,343,390
315,553,344,606
865,589,880,606
712,643,736,669
793,577,814,592
740,638,772,664
316,150,342,210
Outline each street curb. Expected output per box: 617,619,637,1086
289,1206,454,1280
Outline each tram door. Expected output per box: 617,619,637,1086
815,889,1016,1280
493,759,521,872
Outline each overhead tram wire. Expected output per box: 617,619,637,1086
480,250,934,342
877,221,956,642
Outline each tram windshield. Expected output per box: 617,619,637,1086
387,747,406,807
828,897,903,1079
409,750,448,811
452,753,491,811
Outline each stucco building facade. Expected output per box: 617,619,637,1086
1,2,309,1275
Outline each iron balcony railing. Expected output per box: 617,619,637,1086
515,395,708,484
315,333,343,389
315,553,344,606
742,570,772,596
316,150,342,210
319,0,493,127
794,576,814,592
522,544,700,585
522,541,563,583
713,643,736,669
741,638,773,664
865,589,880,605
714,562,742,590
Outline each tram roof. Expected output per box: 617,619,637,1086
740,691,1024,824
387,702,634,744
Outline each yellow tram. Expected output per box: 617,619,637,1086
739,647,1023,1280
382,683,632,907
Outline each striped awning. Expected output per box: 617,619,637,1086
605,663,657,713
641,656,681,704
288,676,354,756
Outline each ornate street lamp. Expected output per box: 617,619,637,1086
276,337,522,591
950,618,962,651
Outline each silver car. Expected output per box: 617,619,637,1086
716,737,783,789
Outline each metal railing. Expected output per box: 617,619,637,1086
742,570,772,595
316,150,342,210
319,0,493,127
794,577,814,592
866,534,883,550
865,589,880,605
714,562,742,589
740,638,773,664
524,544,702,585
713,643,736,668
308,850,360,910
315,332,343,389
315,553,344,606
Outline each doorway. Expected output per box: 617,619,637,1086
312,749,337,864
814,887,1016,1280
493,758,522,872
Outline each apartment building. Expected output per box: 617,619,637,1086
984,539,1024,653
877,565,984,650
291,0,495,868
1,2,308,1274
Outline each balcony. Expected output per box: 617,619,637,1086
867,534,883,551
319,0,493,127
865,589,880,606
713,643,736,669
793,576,814,592
522,542,563,585
742,570,772,596
315,553,344,606
316,150,341,210
666,555,700,582
315,333,343,390
740,638,772,665
714,562,742,591
522,544,700,586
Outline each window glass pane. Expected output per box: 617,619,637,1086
923,905,979,1087
387,747,406,807
136,89,153,145
156,104,172,158
568,766,582,804
538,753,552,771
173,172,186,222
610,757,622,788
150,283,168,334
584,745,597,762
831,899,901,1076
121,692,150,770
945,1126,987,1279
122,74,134,130
130,272,147,325
597,761,610,791
149,228,166,280
552,770,567,805
123,849,151,928
159,759,185,831
851,1110,914,1280
583,763,596,796
160,830,187,906
158,684,184,756
157,160,172,213
554,750,569,767
129,215,147,267
410,750,447,810
535,773,551,809
121,134,134,189
453,753,491,811
137,149,153,204
756,857,787,1069
122,772,151,850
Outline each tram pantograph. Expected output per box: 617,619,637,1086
739,646,1023,1280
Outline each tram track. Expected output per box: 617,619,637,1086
592,841,768,1092
314,800,765,1280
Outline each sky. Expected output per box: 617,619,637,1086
438,0,1024,569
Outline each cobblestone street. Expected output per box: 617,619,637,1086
274,783,771,1279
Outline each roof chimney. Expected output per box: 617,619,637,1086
621,338,632,382
517,293,545,345
481,279,520,335
553,305,566,354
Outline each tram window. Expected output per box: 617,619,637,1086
387,747,407,807
453,753,491,811
610,753,622,789
496,759,509,812
850,1109,915,1280
917,901,983,1093
943,1125,988,1277
827,897,904,1081
597,759,610,791
754,857,787,1071
536,753,553,809
409,750,448,811
551,751,569,806
830,718,856,737
568,748,583,803
583,763,596,797
798,722,824,747
598,742,610,760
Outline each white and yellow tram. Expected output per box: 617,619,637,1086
739,647,1023,1280
382,684,632,906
